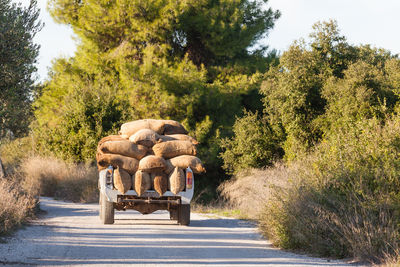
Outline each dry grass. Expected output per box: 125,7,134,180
221,160,400,264
21,156,98,203
327,200,400,262
0,140,99,237
218,163,290,220
0,178,37,236
376,254,400,267
191,201,244,218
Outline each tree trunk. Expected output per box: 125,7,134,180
0,157,5,179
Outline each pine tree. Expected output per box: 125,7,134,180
34,0,279,197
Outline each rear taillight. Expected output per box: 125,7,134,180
186,167,193,189
106,166,113,185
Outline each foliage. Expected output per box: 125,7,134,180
261,115,400,262
33,0,280,199
220,20,400,262
0,0,42,138
222,20,399,174
220,110,282,174
0,136,35,174
260,20,396,161
48,0,280,69
33,59,130,161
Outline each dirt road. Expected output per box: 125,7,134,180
0,198,358,266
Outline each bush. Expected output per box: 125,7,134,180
221,20,400,264
260,116,400,263
21,156,98,203
222,114,400,263
220,110,282,174
0,137,36,174
0,178,36,236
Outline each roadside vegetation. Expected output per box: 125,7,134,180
0,0,42,237
33,0,281,203
21,157,98,203
221,21,400,264
2,0,400,264
0,178,37,236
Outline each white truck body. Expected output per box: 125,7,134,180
98,167,194,225
98,169,194,204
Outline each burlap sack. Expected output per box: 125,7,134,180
98,135,128,146
96,135,130,170
157,135,175,142
119,119,165,137
165,134,198,145
169,167,185,195
113,167,132,194
134,170,151,196
152,140,197,159
166,155,206,174
164,159,174,174
162,120,188,135
100,140,147,159
129,129,161,147
96,151,106,172
151,172,168,196
97,153,139,175
138,155,167,173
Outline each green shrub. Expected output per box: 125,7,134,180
221,19,400,264
220,110,282,174
0,137,36,174
259,20,396,162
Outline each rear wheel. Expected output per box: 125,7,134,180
99,193,103,220
169,209,178,220
100,192,114,224
178,204,190,226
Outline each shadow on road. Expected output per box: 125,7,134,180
23,198,355,266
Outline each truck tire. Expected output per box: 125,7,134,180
99,193,103,220
178,204,190,226
100,192,114,224
170,209,178,220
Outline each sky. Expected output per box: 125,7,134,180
15,0,400,81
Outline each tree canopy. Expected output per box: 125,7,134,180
0,0,42,138
48,0,279,68
221,20,400,173
33,0,280,199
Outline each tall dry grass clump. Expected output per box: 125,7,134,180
21,156,98,203
219,164,290,220
0,178,36,235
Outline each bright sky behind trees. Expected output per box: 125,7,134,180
15,0,400,81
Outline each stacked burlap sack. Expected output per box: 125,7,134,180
96,119,206,196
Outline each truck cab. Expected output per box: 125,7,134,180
98,167,194,225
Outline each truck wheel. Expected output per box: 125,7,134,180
178,204,190,226
170,209,178,220
99,193,103,220
100,192,114,224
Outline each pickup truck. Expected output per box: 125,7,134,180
98,166,194,225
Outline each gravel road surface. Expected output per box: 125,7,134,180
0,197,360,266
